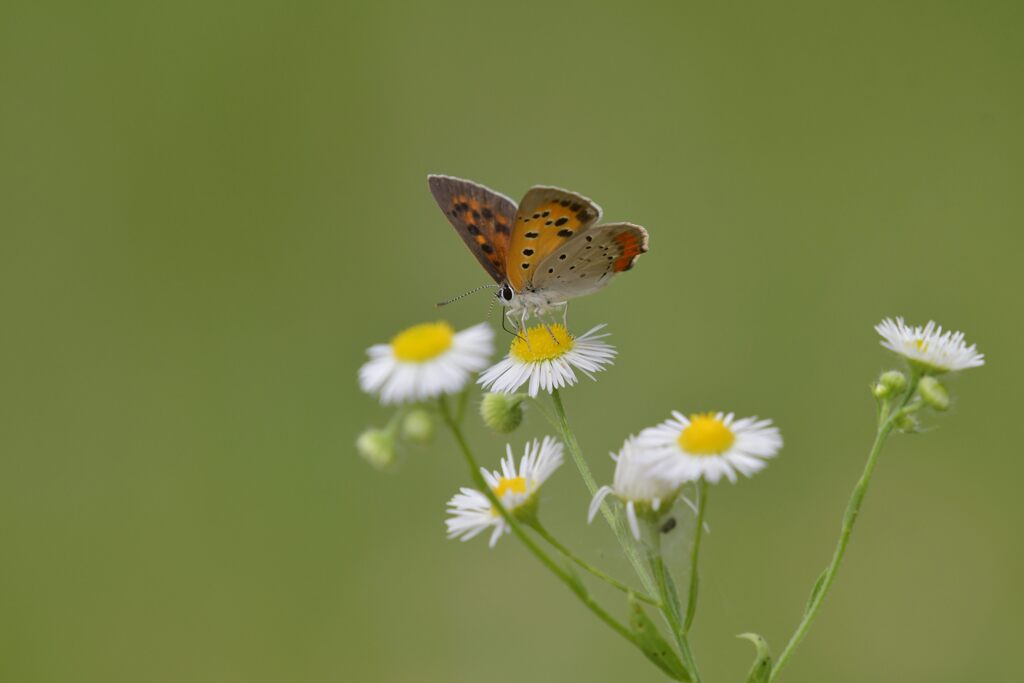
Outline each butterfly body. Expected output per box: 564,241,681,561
428,175,648,324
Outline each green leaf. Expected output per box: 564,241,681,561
738,633,772,683
628,593,691,681
804,568,828,616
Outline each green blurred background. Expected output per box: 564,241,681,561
1,1,1021,681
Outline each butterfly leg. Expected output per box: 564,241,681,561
501,307,527,342
542,321,561,345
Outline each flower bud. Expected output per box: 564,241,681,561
401,409,434,443
872,382,889,399
918,376,950,411
879,370,908,393
356,428,396,470
480,392,525,433
894,412,920,433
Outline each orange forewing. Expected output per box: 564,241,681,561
507,187,601,290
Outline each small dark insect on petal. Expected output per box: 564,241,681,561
660,517,677,534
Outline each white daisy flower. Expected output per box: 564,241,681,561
445,436,564,547
478,323,616,397
588,437,681,540
359,321,493,405
875,317,984,374
638,411,782,486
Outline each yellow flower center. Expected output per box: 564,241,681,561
510,324,575,362
914,338,929,353
493,476,527,498
390,322,454,362
678,413,735,456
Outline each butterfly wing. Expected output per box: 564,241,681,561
507,186,603,291
529,222,648,300
428,175,518,284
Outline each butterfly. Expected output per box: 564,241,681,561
428,174,648,327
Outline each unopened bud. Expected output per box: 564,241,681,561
918,376,950,411
356,428,396,470
480,392,525,433
880,370,908,393
894,412,920,433
401,409,434,443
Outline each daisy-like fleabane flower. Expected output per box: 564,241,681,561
445,436,564,547
638,411,782,486
478,323,615,397
359,321,493,405
875,317,984,374
589,437,680,540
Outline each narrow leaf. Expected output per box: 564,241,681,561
628,593,691,681
738,632,772,683
804,568,828,616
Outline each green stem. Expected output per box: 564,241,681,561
437,396,637,648
770,377,919,681
549,389,657,596
531,521,661,607
683,480,708,635
649,527,703,683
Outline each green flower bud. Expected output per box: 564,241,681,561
894,411,920,433
401,409,434,443
918,376,950,411
356,428,396,470
872,382,890,399
880,370,908,393
480,392,525,433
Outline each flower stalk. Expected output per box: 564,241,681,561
437,395,640,652
683,479,708,635
769,373,920,680
550,389,657,596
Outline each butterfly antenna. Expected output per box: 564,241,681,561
435,283,497,308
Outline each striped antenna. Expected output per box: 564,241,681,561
435,283,498,308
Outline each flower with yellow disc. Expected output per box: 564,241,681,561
477,324,615,397
359,321,493,405
638,411,782,486
445,437,564,547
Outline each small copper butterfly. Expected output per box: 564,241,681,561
428,175,649,326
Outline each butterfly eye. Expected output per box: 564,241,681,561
500,285,514,302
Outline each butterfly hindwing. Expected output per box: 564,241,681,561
507,186,603,291
529,222,649,300
428,175,518,284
